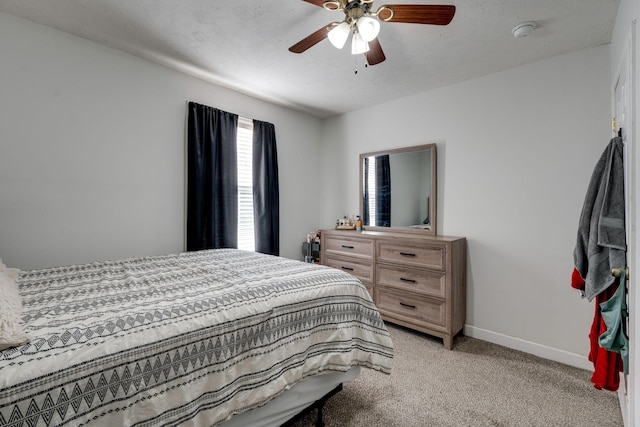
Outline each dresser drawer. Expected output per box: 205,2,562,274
377,241,445,270
324,235,374,260
376,289,445,328
324,255,374,283
376,264,445,298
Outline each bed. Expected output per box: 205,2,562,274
0,249,393,426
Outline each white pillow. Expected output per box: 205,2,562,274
0,260,30,351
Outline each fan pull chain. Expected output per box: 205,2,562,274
353,55,369,75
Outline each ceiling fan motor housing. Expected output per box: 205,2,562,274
324,0,375,14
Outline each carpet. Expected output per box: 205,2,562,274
290,324,623,426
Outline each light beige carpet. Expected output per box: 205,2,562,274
291,324,623,426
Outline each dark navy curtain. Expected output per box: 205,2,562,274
186,102,238,251
252,119,280,256
376,154,391,227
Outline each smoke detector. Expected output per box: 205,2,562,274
512,21,537,38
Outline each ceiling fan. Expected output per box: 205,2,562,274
289,0,456,66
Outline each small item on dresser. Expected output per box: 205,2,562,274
336,215,356,230
356,215,362,231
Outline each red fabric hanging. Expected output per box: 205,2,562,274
572,267,623,391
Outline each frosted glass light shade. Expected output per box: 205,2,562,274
356,16,380,42
351,32,370,54
328,22,350,49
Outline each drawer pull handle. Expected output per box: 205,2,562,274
341,266,354,271
342,245,355,249
400,302,417,309
400,252,416,257
400,277,416,283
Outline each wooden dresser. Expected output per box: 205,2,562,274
321,229,466,349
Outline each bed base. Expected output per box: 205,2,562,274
219,368,359,427
281,383,343,427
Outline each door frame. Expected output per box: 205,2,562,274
613,20,638,427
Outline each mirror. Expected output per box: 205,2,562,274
359,143,436,235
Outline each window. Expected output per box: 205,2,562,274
187,102,278,255
367,155,377,226
237,117,255,251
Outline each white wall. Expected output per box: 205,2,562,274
319,45,611,364
0,12,323,270
389,150,429,226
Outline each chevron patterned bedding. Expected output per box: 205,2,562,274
0,249,393,426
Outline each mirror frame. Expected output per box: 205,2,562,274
359,143,437,235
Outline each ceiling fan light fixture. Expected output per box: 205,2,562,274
328,21,351,49
356,16,380,42
291,1,457,66
351,31,370,55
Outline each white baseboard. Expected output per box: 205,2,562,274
464,325,593,371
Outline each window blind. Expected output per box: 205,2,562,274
368,155,377,225
237,117,255,251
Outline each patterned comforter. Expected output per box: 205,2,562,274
0,249,393,426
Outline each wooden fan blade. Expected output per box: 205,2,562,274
378,5,455,25
289,24,336,53
366,38,386,65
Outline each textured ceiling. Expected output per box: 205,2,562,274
0,0,619,118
